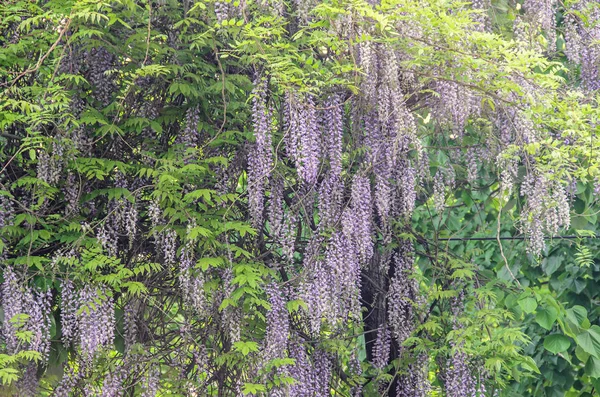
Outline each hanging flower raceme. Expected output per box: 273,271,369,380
372,325,391,370
179,224,206,315
323,93,344,177
1,266,52,363
324,232,361,323
267,177,285,238
396,354,430,397
86,47,117,106
387,252,416,347
176,105,201,149
318,172,343,228
520,174,571,256
284,91,321,186
248,76,273,227
78,284,116,362
342,175,373,265
262,282,289,364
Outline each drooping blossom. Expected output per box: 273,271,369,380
342,175,373,265
248,77,273,227
262,282,289,363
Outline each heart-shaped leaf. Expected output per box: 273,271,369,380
544,334,571,354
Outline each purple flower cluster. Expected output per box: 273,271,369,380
294,0,316,23
215,1,232,23
284,91,321,186
288,339,332,397
396,354,430,397
221,268,241,343
519,0,557,51
64,173,80,216
248,77,273,227
394,162,416,218
471,0,491,32
430,80,477,138
37,139,65,186
1,266,52,362
0,195,14,232
387,253,415,346
300,234,328,335
97,174,139,255
433,167,454,213
520,174,570,255
280,211,298,262
18,364,39,397
323,93,344,177
372,326,391,370
60,279,78,346
123,301,138,351
76,284,116,361
299,95,321,186
148,201,179,266
175,106,201,149
267,177,284,237
86,47,117,105
342,175,373,265
324,232,361,323
465,148,478,185
262,283,289,363
445,349,476,397
318,172,343,228
99,363,128,397
141,366,160,397
179,240,205,315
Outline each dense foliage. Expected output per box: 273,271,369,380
1,0,600,396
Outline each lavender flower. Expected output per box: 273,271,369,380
318,172,343,228
141,366,160,397
262,283,289,363
78,284,115,361
285,91,321,186
64,173,80,216
445,350,476,397
267,177,284,237
520,174,570,256
248,77,273,227
87,47,116,105
324,232,361,324
342,175,373,265
323,93,344,177
372,326,391,370
175,106,201,149
1,265,22,353
60,279,78,346
388,253,415,346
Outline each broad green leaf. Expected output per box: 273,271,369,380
576,326,600,359
535,307,558,330
585,356,600,378
544,334,571,354
518,297,537,314
566,306,591,331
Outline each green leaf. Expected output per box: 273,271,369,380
543,334,571,354
518,297,537,314
242,383,266,395
576,326,600,359
575,345,591,363
520,356,541,374
566,305,591,333
535,307,558,330
233,341,259,356
286,299,307,313
585,356,600,378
